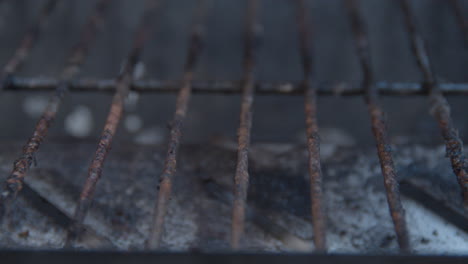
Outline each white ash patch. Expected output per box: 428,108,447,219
124,114,143,133
124,91,140,111
324,154,399,253
0,198,65,249
22,95,49,118
403,199,468,254
134,126,166,145
160,197,198,250
247,142,468,254
132,62,145,80
243,221,282,252
64,105,93,138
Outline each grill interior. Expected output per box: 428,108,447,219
0,0,467,259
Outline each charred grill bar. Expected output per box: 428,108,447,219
231,0,260,249
399,0,468,209
0,0,111,219
0,0,59,89
67,0,162,244
345,0,410,252
147,0,210,249
4,77,468,95
451,0,468,47
296,0,327,252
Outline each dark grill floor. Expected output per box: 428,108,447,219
0,139,466,253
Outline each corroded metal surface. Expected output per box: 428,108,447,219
0,0,59,88
147,0,210,249
451,0,468,48
0,139,466,253
399,0,468,209
5,78,468,95
346,0,409,252
0,0,111,221
68,0,161,244
296,0,326,252
0,0,465,256
231,0,260,249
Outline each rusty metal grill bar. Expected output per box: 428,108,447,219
451,0,468,47
231,0,260,249
345,0,410,252
146,0,210,249
399,0,468,209
0,0,111,220
0,0,59,89
67,0,161,244
4,77,468,95
296,0,327,252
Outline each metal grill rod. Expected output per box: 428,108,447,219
5,77,468,95
146,0,211,249
0,0,111,221
345,0,410,252
450,0,468,48
296,0,327,252
399,0,468,209
66,0,162,245
231,0,261,249
0,0,59,89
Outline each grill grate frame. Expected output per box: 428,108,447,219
0,0,466,255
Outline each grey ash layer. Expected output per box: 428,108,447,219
0,137,466,253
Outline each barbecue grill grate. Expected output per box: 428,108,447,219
0,0,467,255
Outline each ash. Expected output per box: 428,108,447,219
0,134,466,254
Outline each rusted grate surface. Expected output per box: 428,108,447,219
0,140,467,252
0,0,467,255
147,0,210,249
